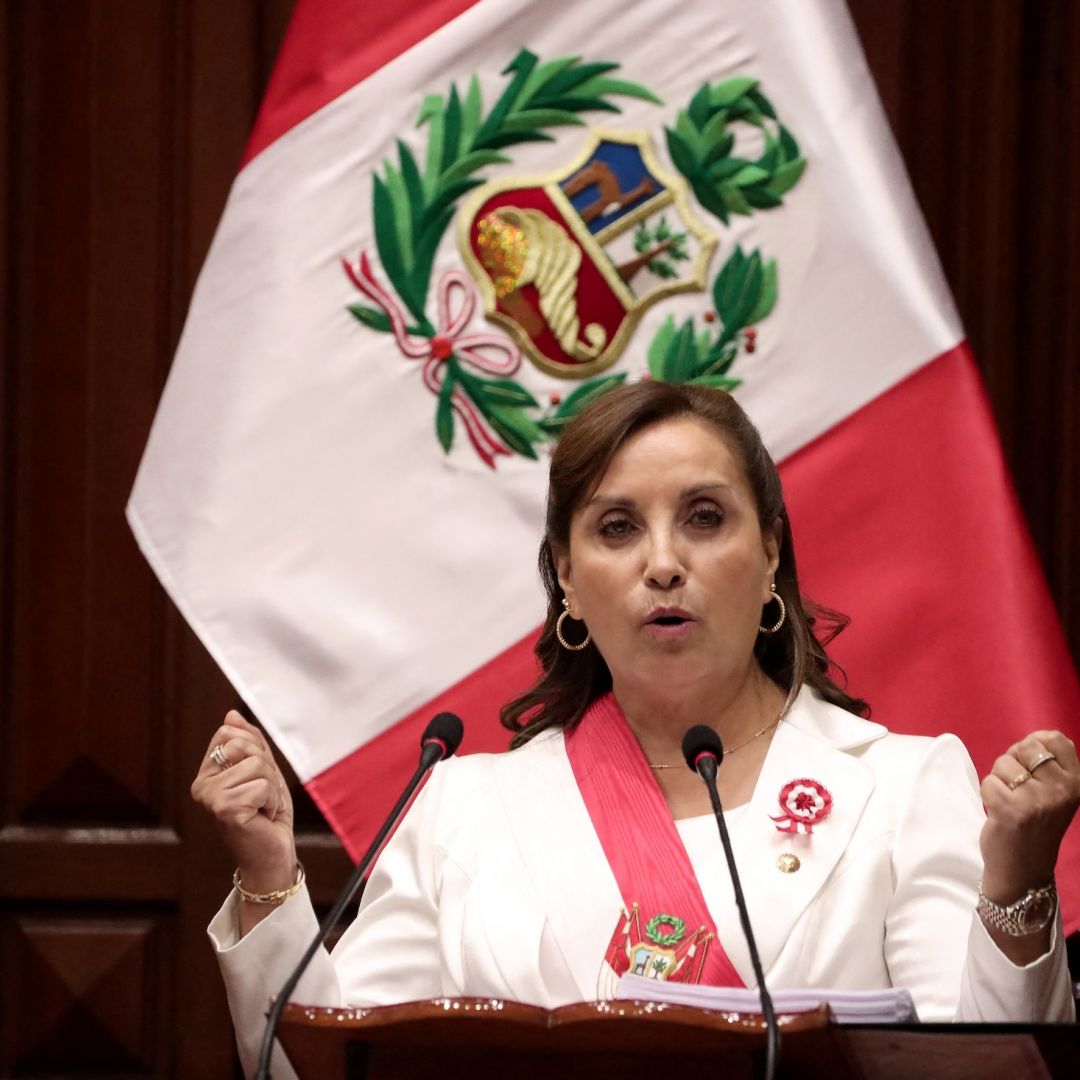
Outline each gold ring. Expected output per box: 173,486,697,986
211,744,232,770
1026,751,1055,774
1007,770,1030,791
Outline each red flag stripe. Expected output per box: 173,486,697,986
242,0,483,167
786,342,1080,756
305,343,1080,934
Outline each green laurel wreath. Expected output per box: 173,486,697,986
645,913,687,947
646,245,776,387
665,76,806,224
348,62,804,462
349,49,660,459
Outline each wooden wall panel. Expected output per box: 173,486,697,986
0,3,348,1077
1,2,1077,1076
1014,2,1080,633
5,913,171,1075
5,0,174,826
849,0,1080,653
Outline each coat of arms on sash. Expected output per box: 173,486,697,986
598,903,713,997
343,49,805,467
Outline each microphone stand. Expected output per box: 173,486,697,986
253,738,449,1080
694,752,781,1080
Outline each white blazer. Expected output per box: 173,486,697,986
211,690,1073,1078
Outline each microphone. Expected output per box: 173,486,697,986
682,725,780,1080
254,712,464,1079
418,711,464,767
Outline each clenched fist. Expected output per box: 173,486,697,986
191,711,299,933
979,730,1080,963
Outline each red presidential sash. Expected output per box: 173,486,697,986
564,693,744,988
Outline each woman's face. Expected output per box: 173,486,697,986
556,416,780,695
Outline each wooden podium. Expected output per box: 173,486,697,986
276,997,1075,1079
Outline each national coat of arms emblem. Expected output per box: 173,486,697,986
458,129,716,380
343,50,806,467
598,904,713,996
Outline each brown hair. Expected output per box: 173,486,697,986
500,380,868,747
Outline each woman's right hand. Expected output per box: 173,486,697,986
192,710,298,929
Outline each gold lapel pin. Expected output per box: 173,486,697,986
776,853,801,874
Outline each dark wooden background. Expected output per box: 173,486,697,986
1,1,1077,1075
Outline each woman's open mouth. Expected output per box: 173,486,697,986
644,608,696,639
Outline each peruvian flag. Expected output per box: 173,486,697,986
128,0,1080,930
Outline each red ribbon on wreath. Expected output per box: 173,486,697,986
343,251,522,468
770,778,833,834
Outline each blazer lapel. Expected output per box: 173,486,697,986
493,732,625,1002
487,693,887,998
719,692,887,985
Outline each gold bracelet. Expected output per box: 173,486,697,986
233,862,305,905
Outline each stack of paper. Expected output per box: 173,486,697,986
616,974,917,1024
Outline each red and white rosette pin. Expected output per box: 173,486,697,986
770,778,832,835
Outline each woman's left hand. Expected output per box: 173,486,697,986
978,730,1080,959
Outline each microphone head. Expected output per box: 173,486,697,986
421,712,464,759
681,725,724,772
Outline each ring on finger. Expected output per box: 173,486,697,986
1026,751,1056,774
211,744,233,770
1007,769,1031,791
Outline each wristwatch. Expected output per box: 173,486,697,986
976,880,1058,936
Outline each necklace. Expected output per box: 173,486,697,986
648,714,783,769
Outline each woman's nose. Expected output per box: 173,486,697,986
643,531,686,589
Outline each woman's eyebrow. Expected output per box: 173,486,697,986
681,482,734,499
584,493,636,510
585,481,734,509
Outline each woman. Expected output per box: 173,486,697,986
194,382,1079,1076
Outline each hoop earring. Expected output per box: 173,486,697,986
758,584,786,634
556,598,591,651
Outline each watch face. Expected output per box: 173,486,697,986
1016,895,1055,934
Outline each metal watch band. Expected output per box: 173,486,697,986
976,881,1057,937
